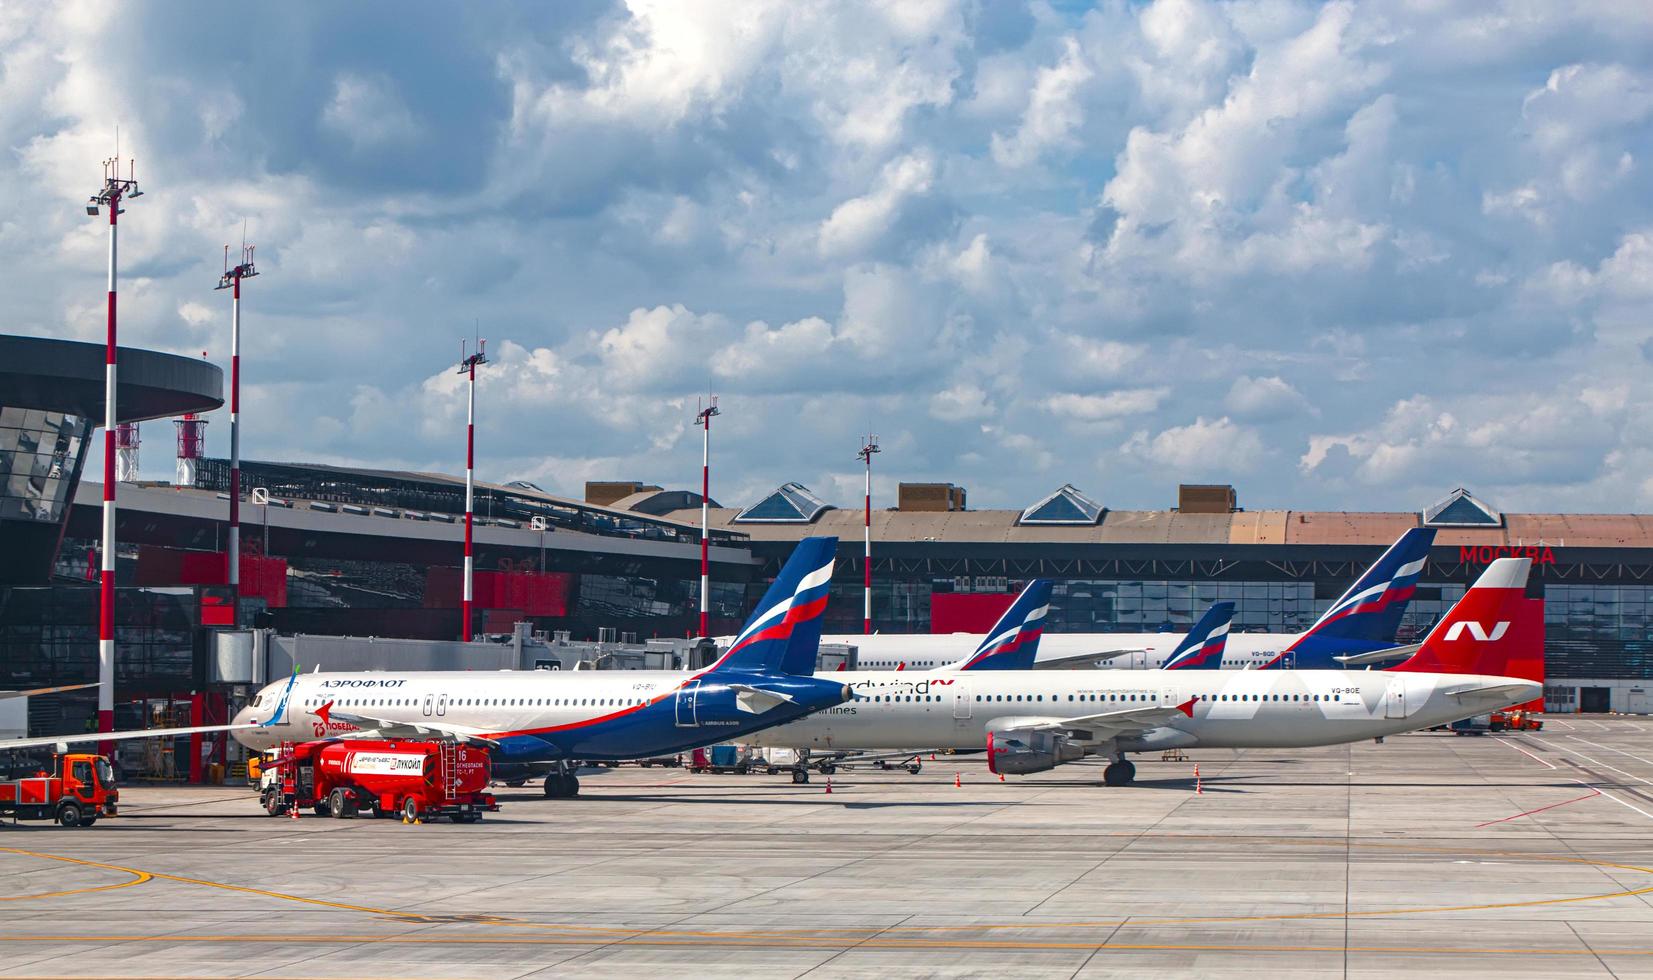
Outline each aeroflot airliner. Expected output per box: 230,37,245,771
232,537,853,798
747,558,1541,788
809,527,1437,671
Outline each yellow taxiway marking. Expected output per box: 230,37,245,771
8,834,1653,945
0,847,152,903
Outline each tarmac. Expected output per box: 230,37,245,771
4,715,1653,979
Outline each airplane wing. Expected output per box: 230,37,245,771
1447,683,1536,707
1334,643,1422,666
319,704,501,746
1008,698,1198,741
728,683,796,714
0,683,100,701
1033,648,1146,670
0,722,259,752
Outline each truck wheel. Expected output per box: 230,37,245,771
79,815,98,828
330,788,355,819
402,798,420,822
56,802,83,828
264,793,286,817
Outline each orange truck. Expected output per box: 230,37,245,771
0,753,119,827
1491,709,1544,732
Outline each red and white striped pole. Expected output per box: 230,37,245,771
695,398,719,640
459,340,487,641
216,243,257,619
87,158,141,751
857,435,879,634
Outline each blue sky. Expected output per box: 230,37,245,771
6,1,1653,513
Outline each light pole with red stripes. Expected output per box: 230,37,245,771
857,435,880,634
85,157,143,750
458,339,487,641
695,396,719,640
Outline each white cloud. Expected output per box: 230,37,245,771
991,36,1093,167
1224,375,1315,421
818,152,936,257
1044,388,1168,421
1123,416,1265,473
321,74,420,149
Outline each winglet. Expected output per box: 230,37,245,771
261,663,301,728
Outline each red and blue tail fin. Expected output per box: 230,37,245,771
709,536,837,676
1264,526,1435,668
945,579,1052,671
1161,602,1234,670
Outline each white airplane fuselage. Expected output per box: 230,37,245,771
745,668,1538,752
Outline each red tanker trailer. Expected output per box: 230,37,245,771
260,740,498,823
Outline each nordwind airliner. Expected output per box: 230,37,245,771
747,557,1542,788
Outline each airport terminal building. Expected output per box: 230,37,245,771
3,332,1650,734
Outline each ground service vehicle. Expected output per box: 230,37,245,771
261,740,498,823
0,752,118,827
690,744,753,774
1492,709,1544,731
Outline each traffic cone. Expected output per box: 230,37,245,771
998,772,1005,782
1195,764,1202,796
825,777,833,795
930,753,936,761
954,772,961,788
289,804,298,821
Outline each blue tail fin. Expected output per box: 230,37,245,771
708,536,837,676
1162,602,1234,670
946,580,1053,671
1264,526,1435,668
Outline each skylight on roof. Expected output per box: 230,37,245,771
1422,488,1502,527
1018,484,1104,525
734,482,833,524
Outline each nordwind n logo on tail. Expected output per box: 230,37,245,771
1444,620,1510,642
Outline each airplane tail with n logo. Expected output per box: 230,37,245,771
1390,557,1542,684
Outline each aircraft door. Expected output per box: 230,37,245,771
952,679,971,719
675,680,701,728
1384,676,1409,719
436,694,447,717
422,694,433,717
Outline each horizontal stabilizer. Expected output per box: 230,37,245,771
1033,648,1145,669
730,683,796,714
1448,683,1537,707
1334,642,1422,666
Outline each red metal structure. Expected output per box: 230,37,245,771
215,240,258,619
458,339,487,641
85,153,143,751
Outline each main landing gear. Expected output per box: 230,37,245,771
1102,758,1136,787
544,762,580,799
791,749,811,784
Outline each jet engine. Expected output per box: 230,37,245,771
986,729,1084,775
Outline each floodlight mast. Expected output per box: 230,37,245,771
857,435,881,634
86,155,142,752
695,397,720,642
458,339,488,641
214,240,258,620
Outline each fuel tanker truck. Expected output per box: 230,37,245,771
260,739,498,823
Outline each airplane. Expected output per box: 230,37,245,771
746,557,1541,787
232,536,855,798
803,527,1437,671
0,683,99,701
1160,602,1234,670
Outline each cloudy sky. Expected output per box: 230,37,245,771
6,1,1653,514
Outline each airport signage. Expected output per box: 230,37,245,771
1458,545,1556,565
